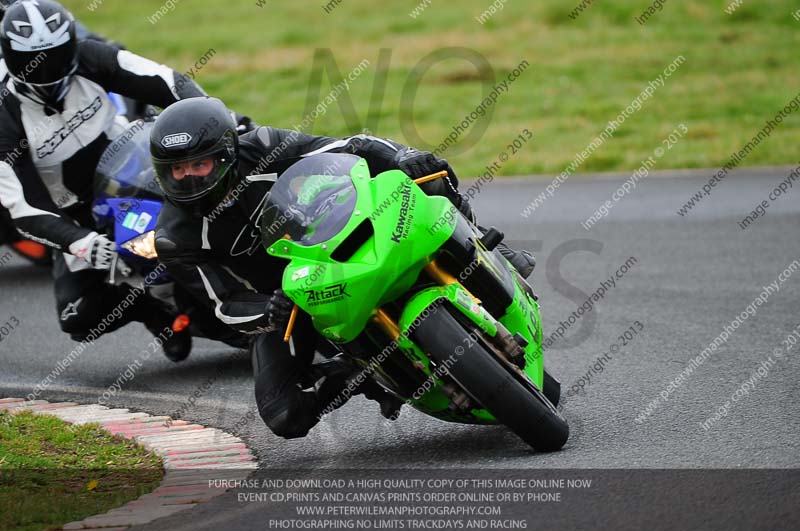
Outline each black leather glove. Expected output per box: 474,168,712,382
265,289,294,332
235,113,257,134
394,147,456,181
394,147,466,213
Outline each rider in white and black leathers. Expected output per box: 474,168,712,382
151,97,536,439
0,0,122,258
0,0,206,359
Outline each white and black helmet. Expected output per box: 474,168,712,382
0,0,77,107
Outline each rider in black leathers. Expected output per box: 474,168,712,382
151,97,536,439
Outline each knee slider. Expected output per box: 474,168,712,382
255,372,318,439
257,398,316,439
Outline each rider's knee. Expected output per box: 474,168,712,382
255,371,318,439
256,396,317,440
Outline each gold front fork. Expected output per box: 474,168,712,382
424,260,480,303
371,259,481,339
373,308,401,341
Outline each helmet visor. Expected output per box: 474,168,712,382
7,43,77,107
6,42,77,85
154,150,234,202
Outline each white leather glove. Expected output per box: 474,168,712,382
68,232,117,270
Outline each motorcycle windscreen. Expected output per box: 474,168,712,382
94,121,163,201
262,153,360,248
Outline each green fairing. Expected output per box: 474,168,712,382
265,156,544,425
269,161,454,342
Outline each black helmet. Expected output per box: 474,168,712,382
150,97,239,216
0,0,77,108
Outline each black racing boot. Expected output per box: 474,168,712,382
358,379,404,420
162,327,192,362
312,356,404,420
145,310,192,362
460,195,536,279
307,357,358,418
497,243,536,278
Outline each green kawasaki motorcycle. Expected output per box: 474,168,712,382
261,153,568,451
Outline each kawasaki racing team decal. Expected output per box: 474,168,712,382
390,181,415,243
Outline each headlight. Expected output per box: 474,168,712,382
122,230,158,259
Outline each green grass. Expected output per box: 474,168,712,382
0,410,163,531
64,0,800,177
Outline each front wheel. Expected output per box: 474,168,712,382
414,304,569,451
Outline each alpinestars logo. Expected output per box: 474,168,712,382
36,96,103,159
60,297,83,322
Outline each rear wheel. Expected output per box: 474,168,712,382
414,304,568,451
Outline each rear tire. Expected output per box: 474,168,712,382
414,304,568,451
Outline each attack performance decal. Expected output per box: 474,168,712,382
305,283,350,306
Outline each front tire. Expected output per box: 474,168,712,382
414,304,569,451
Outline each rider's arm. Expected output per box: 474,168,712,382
253,127,461,200
0,136,92,251
254,127,403,174
77,40,205,109
154,229,276,335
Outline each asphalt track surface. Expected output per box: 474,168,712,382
1,168,798,530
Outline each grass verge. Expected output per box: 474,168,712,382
0,410,163,531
